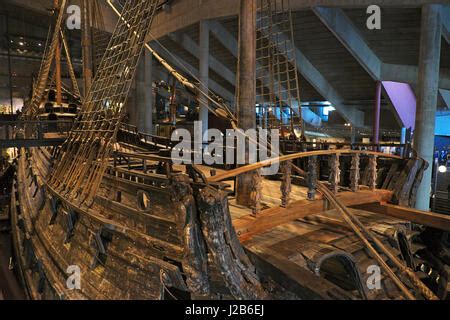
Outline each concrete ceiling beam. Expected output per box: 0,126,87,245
166,30,236,88
442,5,450,44
381,64,450,90
439,89,450,109
312,6,382,80
313,7,450,90
7,0,447,40
4,0,117,31
149,0,450,39
150,41,235,104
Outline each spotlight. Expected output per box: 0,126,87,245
438,165,447,173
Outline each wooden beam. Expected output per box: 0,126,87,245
351,202,450,232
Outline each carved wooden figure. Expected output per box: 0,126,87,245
307,156,317,201
329,154,340,194
251,169,263,215
368,155,378,190
170,174,209,295
280,161,292,207
350,153,360,192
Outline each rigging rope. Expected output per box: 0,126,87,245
256,0,303,135
60,30,82,100
49,0,160,205
23,0,67,119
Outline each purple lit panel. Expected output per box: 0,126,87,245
382,81,416,130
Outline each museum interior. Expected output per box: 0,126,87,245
0,0,449,301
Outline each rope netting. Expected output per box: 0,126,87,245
49,0,160,204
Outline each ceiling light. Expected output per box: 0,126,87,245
438,165,447,173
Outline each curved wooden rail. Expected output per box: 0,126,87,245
209,149,403,183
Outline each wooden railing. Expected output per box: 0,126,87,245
0,120,73,148
118,123,172,149
107,146,422,212
279,138,412,158
205,149,414,214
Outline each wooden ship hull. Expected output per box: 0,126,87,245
7,127,450,300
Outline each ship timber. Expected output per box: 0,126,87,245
9,130,450,300
5,0,450,301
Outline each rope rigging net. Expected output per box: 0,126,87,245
49,0,160,204
256,0,304,136
23,0,68,119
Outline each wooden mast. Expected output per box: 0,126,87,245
54,0,62,105
82,0,93,96
236,0,257,206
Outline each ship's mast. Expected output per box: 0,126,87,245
54,0,62,105
82,0,93,96
236,0,257,206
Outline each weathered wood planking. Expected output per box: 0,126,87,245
351,202,450,232
14,148,188,299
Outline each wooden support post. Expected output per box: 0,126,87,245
350,153,360,192
37,122,43,140
307,156,317,201
142,159,147,173
280,160,292,207
368,155,378,190
329,154,340,194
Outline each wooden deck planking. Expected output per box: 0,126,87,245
243,208,408,280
